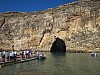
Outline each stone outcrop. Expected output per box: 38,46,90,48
0,0,100,52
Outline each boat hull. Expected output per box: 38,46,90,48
38,56,46,60
91,53,97,57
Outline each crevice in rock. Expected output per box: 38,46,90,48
38,29,52,46
0,18,5,28
38,19,54,46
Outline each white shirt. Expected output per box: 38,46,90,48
0,52,2,57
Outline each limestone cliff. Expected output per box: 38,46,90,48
0,0,100,52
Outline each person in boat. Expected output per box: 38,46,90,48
22,50,24,58
29,49,33,58
7,51,10,61
0,65,1,68
36,52,39,57
9,51,14,61
20,50,22,59
20,50,24,59
0,51,2,62
13,51,17,61
39,54,44,57
26,50,29,58
5,51,8,62
23,50,26,58
2,51,5,62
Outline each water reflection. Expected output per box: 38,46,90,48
0,53,100,75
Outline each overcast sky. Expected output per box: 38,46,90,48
0,0,76,12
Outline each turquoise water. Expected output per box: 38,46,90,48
0,53,100,75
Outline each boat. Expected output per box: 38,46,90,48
91,51,98,57
35,52,46,60
0,57,37,67
38,54,46,60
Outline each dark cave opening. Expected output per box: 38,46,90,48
50,37,66,53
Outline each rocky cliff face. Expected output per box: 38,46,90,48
0,0,100,52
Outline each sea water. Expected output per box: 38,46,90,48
0,53,100,75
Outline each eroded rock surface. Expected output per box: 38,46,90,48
0,0,100,52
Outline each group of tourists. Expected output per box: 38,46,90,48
19,49,33,59
0,49,33,62
0,50,17,62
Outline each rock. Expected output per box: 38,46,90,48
0,1,100,52
50,37,66,52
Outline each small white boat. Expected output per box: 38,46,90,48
38,54,46,60
35,52,46,60
91,52,98,57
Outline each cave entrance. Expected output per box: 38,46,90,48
50,37,66,53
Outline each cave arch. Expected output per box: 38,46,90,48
50,37,66,53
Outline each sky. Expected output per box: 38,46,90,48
0,0,76,12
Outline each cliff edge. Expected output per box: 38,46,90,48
0,0,100,52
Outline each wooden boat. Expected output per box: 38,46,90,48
0,57,37,67
21,57,36,62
